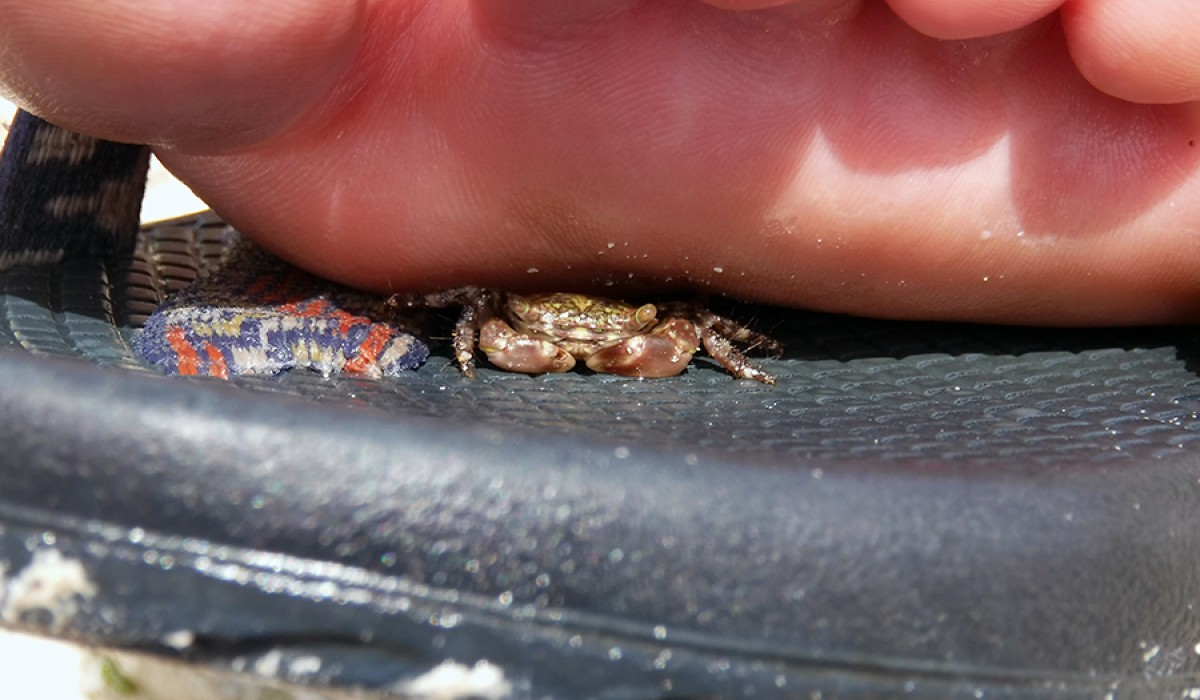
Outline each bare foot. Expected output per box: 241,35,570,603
3,0,1199,324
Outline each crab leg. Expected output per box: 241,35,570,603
699,327,777,385
452,298,482,378
659,302,782,356
389,287,493,378
701,315,783,356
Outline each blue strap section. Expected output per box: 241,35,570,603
0,110,149,268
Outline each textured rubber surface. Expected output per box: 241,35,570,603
5,213,1200,466
3,213,1200,698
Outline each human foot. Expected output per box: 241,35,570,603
2,0,1199,324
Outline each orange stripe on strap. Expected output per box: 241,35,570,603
344,325,393,375
166,326,201,376
336,310,363,335
203,341,229,379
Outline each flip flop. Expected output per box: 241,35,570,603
4,110,1200,699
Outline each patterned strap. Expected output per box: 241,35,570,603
135,242,429,378
0,110,149,269
0,108,428,378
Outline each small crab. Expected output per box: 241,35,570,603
391,288,781,384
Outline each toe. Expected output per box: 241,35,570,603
1062,0,1200,103
883,0,1062,40
0,0,366,147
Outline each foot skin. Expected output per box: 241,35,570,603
4,0,1200,325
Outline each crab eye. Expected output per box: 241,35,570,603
634,303,657,326
510,298,532,317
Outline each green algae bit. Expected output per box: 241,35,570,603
100,656,139,696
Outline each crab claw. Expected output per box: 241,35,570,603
479,319,575,374
586,318,700,378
